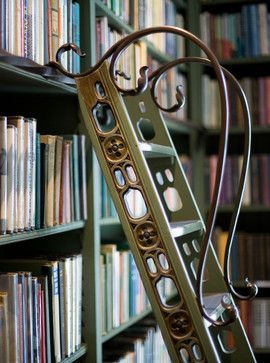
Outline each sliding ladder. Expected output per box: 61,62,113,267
53,27,257,363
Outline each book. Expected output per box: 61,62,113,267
54,136,63,225
7,116,25,232
78,135,87,220
40,135,56,227
0,116,7,235
0,273,19,363
7,124,16,234
0,292,9,362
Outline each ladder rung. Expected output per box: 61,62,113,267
170,220,203,238
204,293,231,327
139,142,175,158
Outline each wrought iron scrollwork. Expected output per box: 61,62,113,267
50,26,257,328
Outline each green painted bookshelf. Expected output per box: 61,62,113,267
2,0,269,361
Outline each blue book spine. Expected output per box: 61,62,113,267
72,2,80,73
241,6,249,57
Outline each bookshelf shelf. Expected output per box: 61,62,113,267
206,126,270,154
101,308,152,343
253,348,270,354
61,344,87,362
0,61,76,95
0,221,85,246
201,0,264,8
220,56,270,67
217,206,270,214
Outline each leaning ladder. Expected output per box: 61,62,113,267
53,27,256,363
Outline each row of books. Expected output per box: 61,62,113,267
103,318,170,363
202,75,270,127
207,154,270,206
239,299,270,349
0,0,80,72
0,116,87,235
100,245,149,335
0,253,82,363
214,230,270,282
96,16,187,121
100,244,177,335
101,0,185,59
200,3,270,59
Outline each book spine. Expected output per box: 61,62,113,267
76,254,82,349
18,272,28,363
24,120,32,230
0,292,10,362
32,277,41,363
58,260,66,359
8,116,25,232
0,117,7,234
35,134,41,230
29,119,37,229
7,125,16,233
78,135,87,220
62,257,71,356
0,273,20,363
54,136,63,225
50,0,59,61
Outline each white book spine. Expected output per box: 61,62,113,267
0,117,7,235
15,118,24,231
76,254,82,349
7,125,16,233
71,256,76,353
62,258,71,357
30,120,37,229
24,121,32,230
13,126,18,233
7,0,14,53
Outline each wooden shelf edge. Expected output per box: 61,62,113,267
61,344,87,362
101,308,152,343
0,221,85,246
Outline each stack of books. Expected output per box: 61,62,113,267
0,116,87,235
103,318,171,362
200,3,270,59
0,0,81,72
206,154,270,206
202,75,270,127
0,253,82,362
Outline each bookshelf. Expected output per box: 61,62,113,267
1,0,270,362
198,0,270,361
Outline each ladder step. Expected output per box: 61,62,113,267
204,293,231,327
170,220,203,238
139,142,175,158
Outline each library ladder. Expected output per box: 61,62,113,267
52,27,257,363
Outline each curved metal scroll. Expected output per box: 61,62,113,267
50,26,256,327
150,56,258,319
